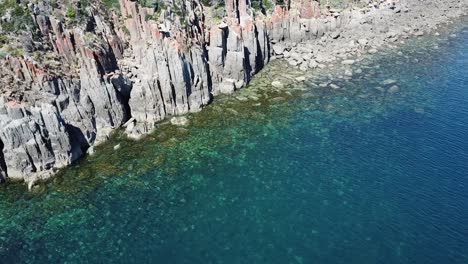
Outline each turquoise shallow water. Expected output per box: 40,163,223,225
1,24,468,263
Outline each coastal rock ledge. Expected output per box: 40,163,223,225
0,0,466,185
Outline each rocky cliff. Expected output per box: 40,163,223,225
0,0,401,185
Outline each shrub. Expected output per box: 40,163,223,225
0,35,8,44
0,0,34,33
66,8,76,18
262,0,273,11
102,0,121,10
7,47,24,57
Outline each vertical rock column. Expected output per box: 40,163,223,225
208,0,270,95
122,0,212,137
0,99,82,184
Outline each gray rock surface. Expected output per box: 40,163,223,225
0,99,82,183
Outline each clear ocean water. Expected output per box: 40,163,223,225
1,24,467,263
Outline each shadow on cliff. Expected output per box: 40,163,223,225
66,124,90,155
0,139,7,182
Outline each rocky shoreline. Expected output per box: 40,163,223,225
269,0,467,87
0,0,467,187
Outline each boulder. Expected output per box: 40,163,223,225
219,79,237,94
272,44,286,55
381,79,398,86
288,60,299,66
87,146,96,156
358,38,369,46
270,97,286,103
341,60,355,65
308,60,319,69
271,81,284,89
290,52,304,62
388,85,400,94
171,116,190,126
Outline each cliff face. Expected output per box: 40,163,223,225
0,0,362,185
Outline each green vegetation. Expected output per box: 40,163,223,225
211,2,225,23
212,15,222,24
155,0,166,14
145,13,156,21
0,34,8,45
102,0,121,10
122,26,130,36
251,0,262,10
65,7,77,25
102,0,167,19
140,0,167,21
169,1,189,27
6,47,24,56
79,0,91,9
171,2,185,18
139,0,157,8
0,37,7,49
50,0,59,8
62,1,92,26
137,0,167,10
275,0,287,8
0,0,34,33
252,0,273,13
200,0,210,6
66,8,76,18
262,0,273,11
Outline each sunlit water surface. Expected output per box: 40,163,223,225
1,24,468,264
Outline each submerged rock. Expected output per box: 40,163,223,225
308,60,319,69
414,107,425,114
374,86,386,93
272,44,286,55
271,81,284,89
226,108,239,116
295,76,307,82
301,92,314,99
171,117,190,127
381,79,398,86
388,85,400,94
87,146,96,156
236,96,249,102
288,60,299,67
270,97,286,103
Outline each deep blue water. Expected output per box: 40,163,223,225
1,25,468,263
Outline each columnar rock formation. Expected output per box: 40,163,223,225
0,0,388,185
